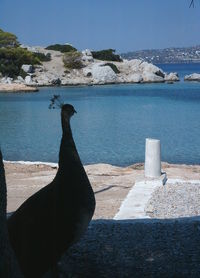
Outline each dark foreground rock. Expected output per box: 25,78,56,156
52,218,200,278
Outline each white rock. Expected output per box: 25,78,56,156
83,68,92,77
17,76,24,83
184,73,200,81
82,49,94,62
119,59,165,83
20,45,38,53
140,62,165,77
35,65,44,72
82,49,93,57
91,64,117,84
165,72,179,82
25,75,32,84
129,59,143,72
21,64,33,73
1,77,13,84
82,55,94,62
126,73,143,83
0,77,6,84
142,72,164,83
17,76,24,81
120,59,141,73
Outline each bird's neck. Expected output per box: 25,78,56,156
58,116,80,170
61,116,72,138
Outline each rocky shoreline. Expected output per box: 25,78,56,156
0,46,181,92
1,46,200,92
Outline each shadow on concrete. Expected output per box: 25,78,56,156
94,185,116,194
57,217,200,278
94,184,129,195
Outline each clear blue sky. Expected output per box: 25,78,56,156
0,0,200,53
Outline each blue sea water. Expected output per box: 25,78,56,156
0,63,200,166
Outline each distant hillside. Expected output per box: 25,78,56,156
121,45,200,64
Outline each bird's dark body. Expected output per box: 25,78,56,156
7,104,95,278
0,150,23,278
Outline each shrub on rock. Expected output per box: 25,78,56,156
46,44,77,53
63,51,83,69
91,49,122,62
34,52,51,62
102,63,120,74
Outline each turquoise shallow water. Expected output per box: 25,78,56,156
0,64,200,166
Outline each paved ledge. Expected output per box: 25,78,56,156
114,174,167,220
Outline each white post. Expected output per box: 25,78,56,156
145,138,161,178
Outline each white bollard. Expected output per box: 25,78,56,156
145,138,161,178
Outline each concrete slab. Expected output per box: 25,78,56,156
114,173,167,220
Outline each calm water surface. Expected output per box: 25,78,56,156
0,64,200,166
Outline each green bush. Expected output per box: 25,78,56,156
91,49,122,62
103,63,120,74
63,51,83,69
46,44,77,53
0,47,40,77
19,69,27,79
0,28,19,47
34,52,51,62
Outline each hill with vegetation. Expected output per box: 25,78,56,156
0,28,182,91
0,29,47,78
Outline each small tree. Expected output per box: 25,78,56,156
0,29,19,47
0,48,40,77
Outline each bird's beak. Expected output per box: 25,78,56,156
74,109,77,114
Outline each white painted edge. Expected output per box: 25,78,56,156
4,160,58,168
167,178,200,185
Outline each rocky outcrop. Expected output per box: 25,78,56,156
125,73,143,83
140,61,165,78
91,64,117,84
25,75,32,84
82,49,94,63
0,46,183,90
164,72,179,82
1,77,13,84
184,73,200,81
142,71,164,83
115,59,166,83
21,64,33,73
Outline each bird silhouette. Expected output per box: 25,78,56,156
0,150,23,278
7,104,96,278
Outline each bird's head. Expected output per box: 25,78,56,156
61,104,77,119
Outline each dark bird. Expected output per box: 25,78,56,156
7,104,96,278
0,150,23,278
